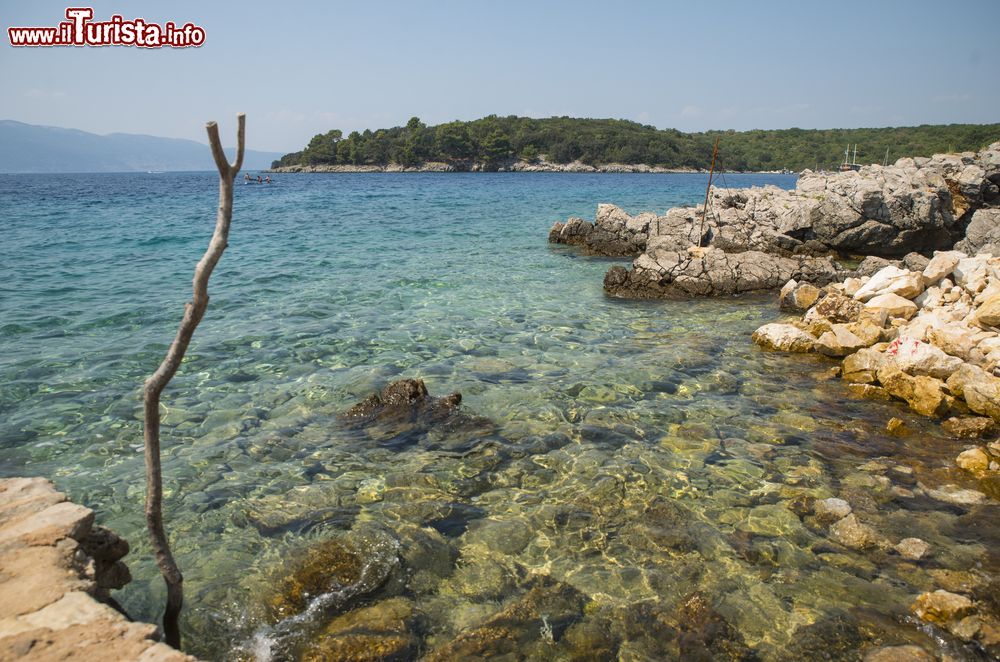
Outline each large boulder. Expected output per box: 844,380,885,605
922,250,965,285
842,348,889,384
952,255,995,294
816,324,869,357
548,204,650,256
864,293,918,320
752,323,817,353
547,217,592,247
974,293,1000,328
856,256,898,277
853,266,924,302
877,365,952,417
779,280,822,312
808,290,864,324
925,321,982,361
955,208,1000,256
947,364,1000,420
887,336,964,379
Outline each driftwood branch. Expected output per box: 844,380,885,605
143,113,245,648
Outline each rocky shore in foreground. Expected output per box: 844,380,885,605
550,142,1000,298
0,477,193,661
755,251,1000,440
751,252,1000,653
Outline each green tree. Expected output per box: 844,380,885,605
435,122,474,160
303,129,342,164
520,144,540,163
481,130,512,165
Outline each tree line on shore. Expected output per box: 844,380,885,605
272,116,1000,172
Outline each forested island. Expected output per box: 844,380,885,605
271,116,1000,172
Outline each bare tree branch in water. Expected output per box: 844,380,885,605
143,114,245,648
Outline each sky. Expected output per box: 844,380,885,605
1,0,997,153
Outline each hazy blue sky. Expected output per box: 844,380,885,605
1,0,997,152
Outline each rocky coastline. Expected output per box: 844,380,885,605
549,142,1000,298
268,159,710,174
0,477,193,661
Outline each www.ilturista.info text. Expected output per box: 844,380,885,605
8,8,205,48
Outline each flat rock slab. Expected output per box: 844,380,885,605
0,477,195,661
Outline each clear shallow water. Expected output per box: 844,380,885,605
1,172,996,660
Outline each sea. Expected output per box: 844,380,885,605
0,172,993,660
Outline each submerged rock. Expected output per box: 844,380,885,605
300,597,420,662
814,498,852,524
673,592,757,661
923,484,987,506
956,447,991,474
264,532,400,623
743,503,808,539
863,645,935,662
339,378,496,450
423,577,587,661
783,609,878,661
911,589,975,625
893,537,930,560
942,416,996,438
236,483,359,536
828,514,885,550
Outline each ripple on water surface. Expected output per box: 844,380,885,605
1,172,996,661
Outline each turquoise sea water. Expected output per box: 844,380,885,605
1,172,995,660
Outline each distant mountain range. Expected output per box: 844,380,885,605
0,120,284,173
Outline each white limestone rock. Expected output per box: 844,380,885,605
854,266,925,302
864,293,919,320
